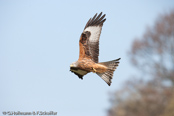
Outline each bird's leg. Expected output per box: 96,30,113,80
92,67,97,73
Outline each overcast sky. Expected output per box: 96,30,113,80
0,0,174,116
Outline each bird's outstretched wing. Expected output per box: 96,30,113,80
78,12,106,63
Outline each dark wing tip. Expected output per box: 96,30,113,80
117,58,121,61
84,12,106,30
70,68,84,80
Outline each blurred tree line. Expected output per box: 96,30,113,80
107,10,174,116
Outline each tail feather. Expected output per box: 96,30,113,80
97,58,121,86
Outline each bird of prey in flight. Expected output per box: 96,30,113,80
70,12,121,86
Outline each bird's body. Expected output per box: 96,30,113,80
72,58,107,73
70,12,120,86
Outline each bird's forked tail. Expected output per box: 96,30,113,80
96,58,121,86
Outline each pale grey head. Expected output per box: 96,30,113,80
70,61,79,68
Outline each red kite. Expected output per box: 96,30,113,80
70,12,120,86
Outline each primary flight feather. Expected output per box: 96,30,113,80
70,12,121,86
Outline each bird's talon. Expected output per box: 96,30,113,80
92,68,97,73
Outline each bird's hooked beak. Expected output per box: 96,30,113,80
70,64,73,67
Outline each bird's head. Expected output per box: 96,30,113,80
70,61,79,68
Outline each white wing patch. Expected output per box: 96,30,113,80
84,26,102,42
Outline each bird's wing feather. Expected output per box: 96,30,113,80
79,12,106,63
